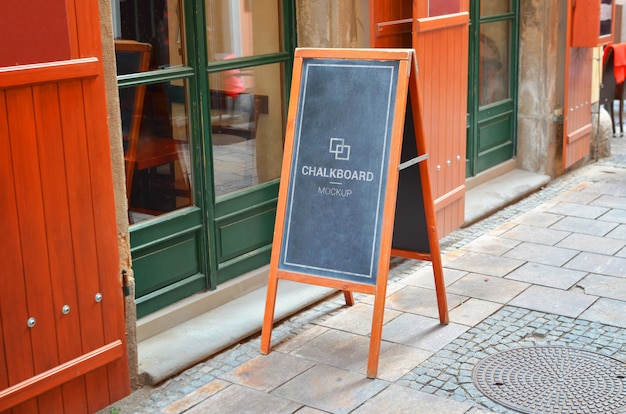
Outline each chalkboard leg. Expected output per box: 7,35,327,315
342,290,354,306
367,292,386,378
430,240,449,325
260,276,279,354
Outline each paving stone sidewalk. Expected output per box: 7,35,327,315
103,136,626,414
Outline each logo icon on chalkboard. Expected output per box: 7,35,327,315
329,138,350,161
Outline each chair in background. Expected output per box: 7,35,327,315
602,44,626,135
210,89,269,143
115,40,186,219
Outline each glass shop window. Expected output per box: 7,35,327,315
112,0,193,224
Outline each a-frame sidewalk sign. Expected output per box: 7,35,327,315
260,48,449,378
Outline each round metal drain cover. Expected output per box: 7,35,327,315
472,346,626,414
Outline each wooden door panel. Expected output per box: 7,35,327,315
370,2,412,47
1,0,130,410
0,61,129,413
81,74,131,406
371,1,469,237
31,82,90,413
0,90,40,414
57,79,113,413
413,14,469,237
563,47,593,169
563,0,594,169
4,87,65,413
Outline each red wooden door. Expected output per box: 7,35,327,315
370,0,469,237
563,47,593,169
563,0,598,169
0,1,130,413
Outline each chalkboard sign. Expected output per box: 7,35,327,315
261,48,448,379
279,58,400,285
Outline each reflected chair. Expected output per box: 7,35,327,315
210,89,268,143
115,40,186,218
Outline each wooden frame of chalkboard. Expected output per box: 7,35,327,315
260,48,448,378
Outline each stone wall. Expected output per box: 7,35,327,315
517,0,566,178
296,0,369,48
98,0,140,390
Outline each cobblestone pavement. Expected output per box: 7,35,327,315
104,135,626,414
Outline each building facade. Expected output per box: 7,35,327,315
0,0,613,411
99,0,610,390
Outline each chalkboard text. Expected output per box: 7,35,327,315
301,166,375,182
318,186,353,197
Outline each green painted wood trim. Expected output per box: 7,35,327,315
136,273,207,319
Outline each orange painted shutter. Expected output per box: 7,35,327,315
571,0,600,47
563,0,594,169
0,1,130,412
370,0,469,237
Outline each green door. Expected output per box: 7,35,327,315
200,0,296,286
113,0,296,318
467,0,519,176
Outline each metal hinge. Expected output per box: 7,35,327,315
122,269,131,297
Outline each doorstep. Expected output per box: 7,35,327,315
464,169,550,226
138,276,334,385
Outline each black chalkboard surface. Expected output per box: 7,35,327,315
392,100,430,254
278,58,400,285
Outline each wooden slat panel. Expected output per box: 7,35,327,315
57,80,111,412
369,1,412,47
453,23,467,194
370,0,467,236
0,90,42,414
0,315,7,395
442,27,453,200
414,17,468,236
564,47,593,169
65,0,79,58
32,83,88,412
0,58,99,89
1,0,129,411
72,1,102,58
81,76,131,402
1,75,128,414
571,1,600,47
0,90,36,390
0,341,123,412
415,13,468,32
5,87,64,413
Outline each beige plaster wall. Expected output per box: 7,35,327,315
98,0,141,391
296,0,363,48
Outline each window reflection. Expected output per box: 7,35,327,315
479,21,510,106
114,0,185,69
210,63,285,197
118,80,193,223
205,0,281,62
115,45,193,223
480,0,511,17
601,0,613,37
113,0,193,224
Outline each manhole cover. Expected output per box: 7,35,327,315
472,346,626,414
